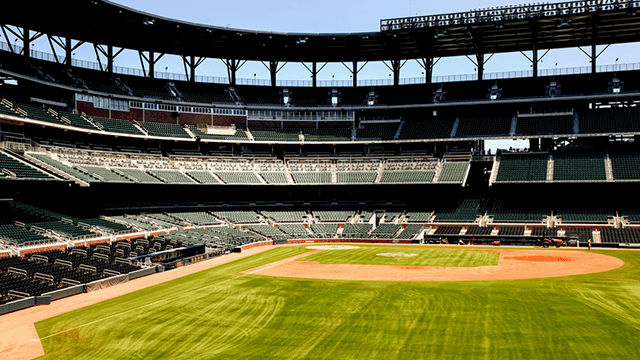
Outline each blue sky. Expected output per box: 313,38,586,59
6,0,636,84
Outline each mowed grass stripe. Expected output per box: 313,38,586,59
298,247,499,267
36,248,640,359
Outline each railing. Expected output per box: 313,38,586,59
2,41,639,87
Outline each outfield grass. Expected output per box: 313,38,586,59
36,247,640,359
298,247,500,267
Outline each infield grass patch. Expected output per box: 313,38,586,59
298,247,500,267
35,247,640,360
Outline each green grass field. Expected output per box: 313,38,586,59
35,246,640,359
299,247,500,267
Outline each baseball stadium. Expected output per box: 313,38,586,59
1,0,640,358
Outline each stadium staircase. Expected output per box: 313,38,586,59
547,155,554,181
331,163,337,183
246,129,255,141
374,162,384,183
393,120,404,140
573,113,580,134
283,166,295,184
605,153,614,181
133,123,148,135
509,115,517,136
450,116,459,138
489,156,500,185
432,162,444,182
183,126,196,138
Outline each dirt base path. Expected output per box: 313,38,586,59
242,249,624,282
0,246,275,360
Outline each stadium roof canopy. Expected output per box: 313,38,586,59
2,0,640,63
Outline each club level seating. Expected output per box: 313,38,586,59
578,109,640,134
109,216,164,231
135,121,191,138
556,207,614,224
455,115,512,137
143,213,188,227
310,224,338,238
379,171,435,183
515,115,574,136
620,208,640,224
356,123,399,140
434,198,485,222
395,224,423,239
531,227,558,237
215,172,262,184
400,119,456,139
341,224,372,238
28,221,96,240
251,127,300,141
168,212,221,225
247,225,287,240
260,172,289,184
55,109,99,130
303,128,351,141
433,226,462,235
370,224,402,238
405,212,434,223
213,211,261,224
79,219,133,234
358,211,374,222
291,172,332,184
496,153,548,182
383,212,402,222
312,211,353,222
490,199,549,223
277,224,310,237
84,166,132,183
187,125,249,140
118,168,163,183
0,152,52,179
261,211,307,223
437,162,469,183
186,171,221,184
337,172,377,184
90,116,144,135
466,226,492,235
497,226,525,236
148,170,195,184
553,150,606,181
610,152,640,180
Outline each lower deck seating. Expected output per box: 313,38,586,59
379,171,434,183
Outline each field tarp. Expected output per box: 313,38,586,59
42,285,85,301
0,297,35,315
84,274,129,293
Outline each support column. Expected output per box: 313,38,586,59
65,37,72,66
532,43,538,78
270,61,277,87
352,60,357,87
476,53,484,81
312,62,317,88
591,37,597,74
23,28,30,59
149,52,155,79
190,55,196,82
107,45,113,74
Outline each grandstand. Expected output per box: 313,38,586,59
1,0,640,326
